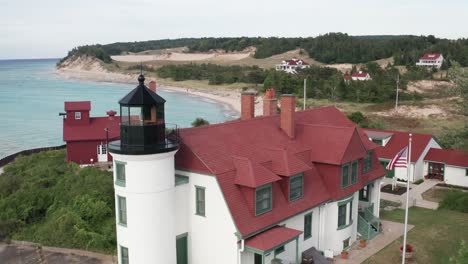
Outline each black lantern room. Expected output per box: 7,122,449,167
109,75,179,155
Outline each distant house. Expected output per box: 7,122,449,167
423,148,468,187
351,71,371,81
363,129,441,182
416,53,444,69
62,101,120,165
275,58,310,74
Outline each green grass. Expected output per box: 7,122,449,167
422,188,458,203
363,207,468,264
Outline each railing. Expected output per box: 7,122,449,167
0,145,66,168
358,203,380,240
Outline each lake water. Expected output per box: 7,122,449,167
0,59,236,158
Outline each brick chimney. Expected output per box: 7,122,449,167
241,92,255,120
263,88,277,116
280,95,296,138
107,110,117,120
148,80,157,93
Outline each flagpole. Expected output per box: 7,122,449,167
402,133,412,264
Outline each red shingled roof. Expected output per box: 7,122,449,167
420,53,442,60
245,226,302,252
64,101,91,111
63,117,120,141
424,148,468,167
352,71,369,78
363,129,435,162
284,59,309,66
176,106,385,237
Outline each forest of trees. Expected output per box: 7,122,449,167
0,150,116,253
156,62,430,103
59,34,468,67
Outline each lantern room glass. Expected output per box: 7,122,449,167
120,105,163,125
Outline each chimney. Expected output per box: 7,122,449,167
280,95,296,139
241,92,255,120
263,88,277,116
148,80,157,93
107,110,117,120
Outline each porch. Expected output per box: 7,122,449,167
243,226,301,264
357,204,380,240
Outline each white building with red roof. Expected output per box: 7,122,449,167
423,148,468,187
363,129,442,183
106,76,387,264
351,71,371,81
416,53,444,68
275,58,310,74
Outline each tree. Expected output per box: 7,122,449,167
448,62,468,151
191,118,210,127
450,240,468,264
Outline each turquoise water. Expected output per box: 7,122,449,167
0,59,236,158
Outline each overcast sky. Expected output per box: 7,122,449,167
1,0,467,60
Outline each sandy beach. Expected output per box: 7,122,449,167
56,59,265,117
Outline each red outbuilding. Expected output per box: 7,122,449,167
63,101,120,165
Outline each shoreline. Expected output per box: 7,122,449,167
56,68,264,117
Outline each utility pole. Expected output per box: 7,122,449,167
303,78,307,110
395,74,400,112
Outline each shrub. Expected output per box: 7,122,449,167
191,118,210,127
439,191,468,213
413,179,424,185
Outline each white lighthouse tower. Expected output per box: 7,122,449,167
109,75,180,264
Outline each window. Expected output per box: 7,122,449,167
118,196,127,225
175,174,189,186
74,112,81,120
101,144,107,154
255,184,272,215
349,201,353,223
359,185,370,201
195,186,205,216
120,246,129,264
343,238,350,250
371,139,383,146
338,204,347,227
341,164,350,188
363,151,373,173
351,161,358,184
289,173,303,202
274,245,285,256
115,162,126,187
304,213,312,240
465,169,468,177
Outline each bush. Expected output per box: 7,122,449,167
439,191,468,213
413,179,424,185
191,118,210,127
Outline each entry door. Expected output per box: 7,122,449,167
429,162,444,180
97,144,108,162
176,235,188,264
254,253,263,264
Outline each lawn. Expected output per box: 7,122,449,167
421,187,458,203
363,207,468,264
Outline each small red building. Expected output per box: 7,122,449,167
63,101,120,165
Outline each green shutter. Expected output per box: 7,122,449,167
176,234,188,264
349,200,353,223
289,173,303,202
255,184,272,215
304,212,312,240
195,186,205,216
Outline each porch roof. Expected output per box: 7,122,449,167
244,226,302,253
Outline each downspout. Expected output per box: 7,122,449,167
238,239,244,264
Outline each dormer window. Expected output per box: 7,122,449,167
371,139,383,146
255,184,272,215
289,173,303,202
75,112,81,120
342,161,358,188
363,150,373,173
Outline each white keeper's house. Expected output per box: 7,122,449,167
108,75,386,264
351,71,371,81
423,148,468,188
416,53,444,69
275,58,310,74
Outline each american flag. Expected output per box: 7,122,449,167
386,146,408,170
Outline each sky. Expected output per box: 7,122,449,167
1,0,467,60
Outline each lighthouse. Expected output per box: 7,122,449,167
109,75,180,264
